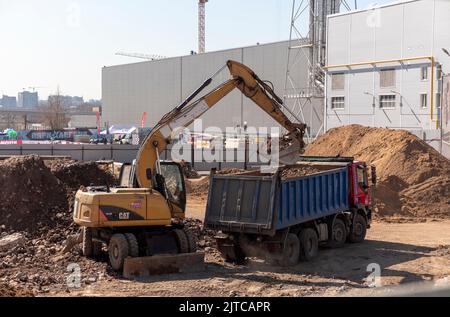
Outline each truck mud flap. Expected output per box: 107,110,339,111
123,252,205,279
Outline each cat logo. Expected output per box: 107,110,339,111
119,212,131,220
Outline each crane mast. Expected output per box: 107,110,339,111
198,0,208,54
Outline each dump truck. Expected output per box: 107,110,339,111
204,157,376,266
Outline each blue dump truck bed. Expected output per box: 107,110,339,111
204,164,349,236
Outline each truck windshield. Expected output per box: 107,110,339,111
357,165,368,189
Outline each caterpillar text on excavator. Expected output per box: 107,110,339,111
73,60,306,276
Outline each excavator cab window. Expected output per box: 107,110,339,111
156,162,186,210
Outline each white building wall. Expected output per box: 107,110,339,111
325,0,450,145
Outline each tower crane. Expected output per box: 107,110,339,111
198,0,208,54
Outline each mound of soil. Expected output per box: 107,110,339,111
304,124,450,219
186,169,247,198
280,166,324,180
48,160,115,190
0,283,34,297
0,156,69,232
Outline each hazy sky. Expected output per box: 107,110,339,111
0,0,392,100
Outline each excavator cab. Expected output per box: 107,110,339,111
155,162,187,212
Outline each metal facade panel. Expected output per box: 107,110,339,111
374,5,403,60
102,58,182,127
327,14,351,65
348,11,375,63
181,49,243,130
403,1,434,58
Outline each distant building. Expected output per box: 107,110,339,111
0,95,17,107
18,91,39,108
48,95,84,108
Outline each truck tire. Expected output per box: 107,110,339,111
348,214,367,243
299,228,319,262
279,233,301,267
124,233,139,257
327,218,347,248
183,228,197,253
109,234,129,271
82,227,93,257
174,229,189,253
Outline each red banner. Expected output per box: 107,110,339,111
141,112,148,128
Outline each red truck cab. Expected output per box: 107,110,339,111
349,161,376,223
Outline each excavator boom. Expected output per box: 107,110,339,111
136,60,306,188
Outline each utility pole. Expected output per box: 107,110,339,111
198,0,208,54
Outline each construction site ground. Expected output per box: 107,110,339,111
45,196,450,297
2,125,450,297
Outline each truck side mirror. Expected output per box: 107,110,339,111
371,166,377,186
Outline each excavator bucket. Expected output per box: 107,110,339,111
123,252,206,279
279,138,303,165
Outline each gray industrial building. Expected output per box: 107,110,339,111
102,40,323,136
325,0,450,154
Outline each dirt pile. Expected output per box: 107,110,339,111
0,156,69,232
0,228,115,295
304,124,450,219
184,218,217,249
186,169,247,198
0,283,34,297
48,160,115,190
281,166,324,180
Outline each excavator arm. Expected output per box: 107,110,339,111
136,60,306,188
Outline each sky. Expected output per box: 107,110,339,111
0,0,394,101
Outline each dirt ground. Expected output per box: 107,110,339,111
45,196,450,297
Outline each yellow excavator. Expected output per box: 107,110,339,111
73,60,306,272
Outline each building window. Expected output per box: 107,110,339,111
420,67,428,81
379,94,396,109
380,69,396,88
436,93,441,109
331,96,345,109
420,93,428,108
332,73,345,90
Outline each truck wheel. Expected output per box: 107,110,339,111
109,234,129,271
124,233,139,257
174,229,189,253
327,218,347,248
348,214,367,243
299,228,319,262
183,228,197,253
82,227,93,257
279,233,301,267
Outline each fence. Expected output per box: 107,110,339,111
0,144,139,164
0,134,274,171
